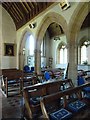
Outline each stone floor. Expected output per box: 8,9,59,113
0,90,24,119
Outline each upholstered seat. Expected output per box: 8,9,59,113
68,100,86,112
50,108,72,120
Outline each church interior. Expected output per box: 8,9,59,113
0,0,90,120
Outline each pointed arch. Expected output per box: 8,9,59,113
35,12,67,73
36,12,67,49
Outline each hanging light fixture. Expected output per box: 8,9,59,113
60,0,70,11
54,36,60,41
84,40,90,46
29,22,37,29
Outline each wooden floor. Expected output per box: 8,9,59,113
1,90,90,120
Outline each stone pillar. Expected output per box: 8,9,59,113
68,40,78,86
19,49,25,70
34,49,41,74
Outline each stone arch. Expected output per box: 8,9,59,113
68,2,89,42
35,12,67,73
19,28,33,70
36,12,67,48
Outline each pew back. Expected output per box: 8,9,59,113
40,83,90,119
1,69,23,97
23,79,74,119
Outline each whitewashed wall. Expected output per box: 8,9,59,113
1,7,17,69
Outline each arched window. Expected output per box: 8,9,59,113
25,34,35,67
60,45,67,64
28,34,34,56
80,41,90,64
25,34,34,56
81,45,87,64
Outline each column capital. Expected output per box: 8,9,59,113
34,49,41,53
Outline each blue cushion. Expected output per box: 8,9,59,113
44,71,50,81
31,67,34,72
68,100,86,112
83,87,90,92
23,65,31,73
77,76,85,86
50,108,72,120
8,80,16,84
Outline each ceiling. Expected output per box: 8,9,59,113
48,22,64,38
81,12,90,29
1,1,54,30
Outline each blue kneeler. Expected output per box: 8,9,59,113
68,100,86,112
50,108,72,120
23,65,31,73
44,71,51,81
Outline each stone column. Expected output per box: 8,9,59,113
34,49,41,74
19,49,25,70
68,40,78,86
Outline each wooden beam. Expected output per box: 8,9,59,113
2,2,10,10
13,3,24,18
9,10,19,23
15,2,26,18
24,2,32,11
29,2,34,9
19,1,29,14
10,6,20,22
12,4,22,20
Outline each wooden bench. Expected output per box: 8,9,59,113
1,69,23,97
40,83,90,119
1,69,39,97
1,69,40,97
21,74,39,92
23,79,74,119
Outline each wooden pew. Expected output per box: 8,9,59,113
1,69,23,97
1,69,39,97
23,79,74,119
21,75,38,92
40,83,90,119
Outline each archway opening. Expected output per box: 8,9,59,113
24,34,35,68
